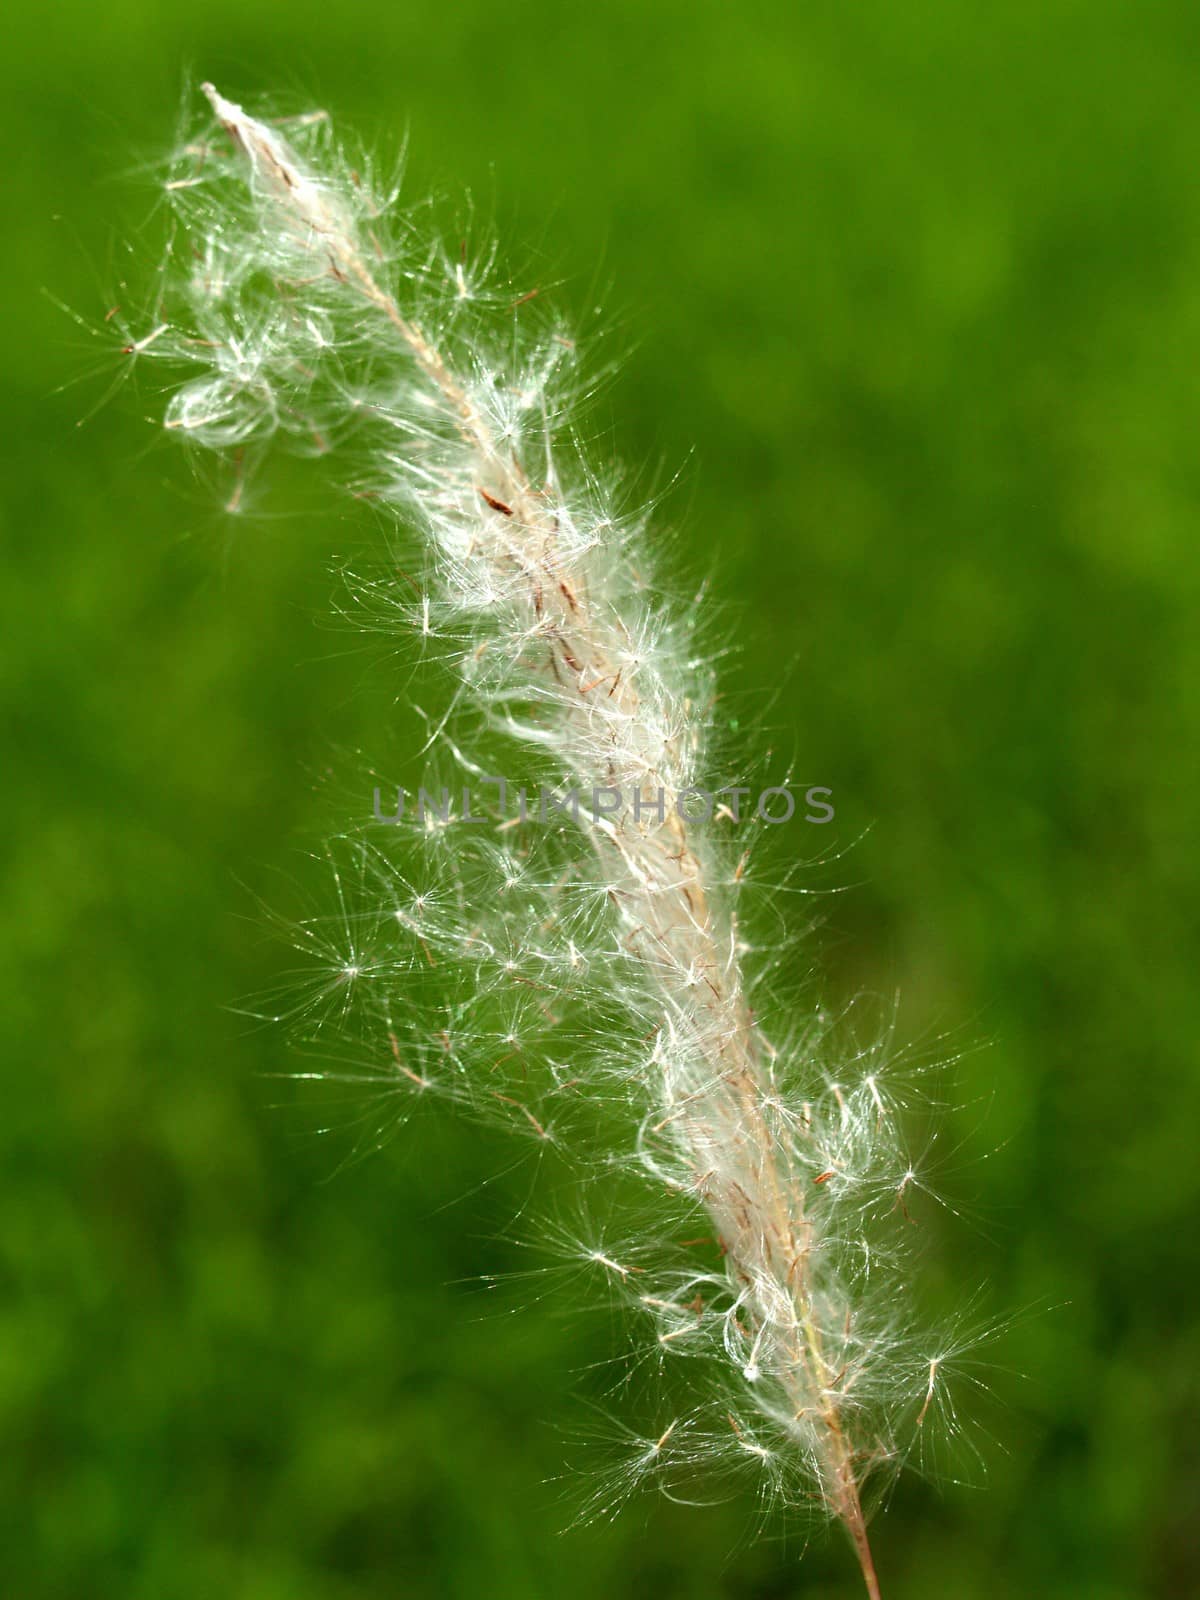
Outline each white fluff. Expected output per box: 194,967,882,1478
129,84,984,1598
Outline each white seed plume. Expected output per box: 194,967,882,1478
127,84,979,1598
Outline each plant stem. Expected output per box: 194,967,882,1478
842,1483,883,1600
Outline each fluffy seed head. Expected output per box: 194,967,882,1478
123,85,988,1597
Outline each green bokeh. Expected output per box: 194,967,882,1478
4,4,1198,1596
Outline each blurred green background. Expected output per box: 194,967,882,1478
4,2,1199,1596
